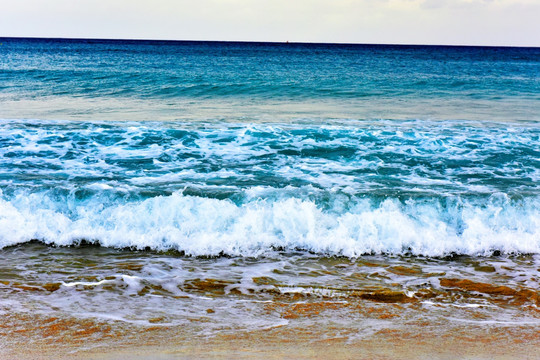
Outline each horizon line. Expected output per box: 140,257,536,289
1,36,538,49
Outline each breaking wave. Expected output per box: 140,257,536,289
1,190,538,257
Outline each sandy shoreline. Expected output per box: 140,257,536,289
2,246,539,359
6,327,540,360
3,300,539,360
81,327,540,360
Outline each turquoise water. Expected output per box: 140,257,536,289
1,38,539,256
1,119,539,256
1,39,539,122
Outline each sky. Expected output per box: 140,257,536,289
1,0,539,47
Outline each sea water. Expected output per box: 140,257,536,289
0,38,539,347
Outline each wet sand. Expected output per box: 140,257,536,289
2,245,539,359
2,298,539,360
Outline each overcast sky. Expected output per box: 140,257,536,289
1,0,539,46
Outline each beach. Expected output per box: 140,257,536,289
1,244,539,359
3,290,539,359
0,38,539,358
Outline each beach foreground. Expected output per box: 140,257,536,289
1,244,539,360
2,300,539,360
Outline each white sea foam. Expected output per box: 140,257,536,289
62,279,114,287
0,191,538,257
0,120,539,257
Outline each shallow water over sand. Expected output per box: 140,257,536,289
1,243,538,350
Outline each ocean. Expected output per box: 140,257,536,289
1,38,539,355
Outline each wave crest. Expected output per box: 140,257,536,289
1,191,538,257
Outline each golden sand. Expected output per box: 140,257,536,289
2,295,539,360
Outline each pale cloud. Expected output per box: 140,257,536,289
0,0,538,46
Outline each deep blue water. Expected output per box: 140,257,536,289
1,38,539,121
0,38,539,256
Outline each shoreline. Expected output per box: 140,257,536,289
3,299,539,360
2,245,539,359
6,321,540,359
